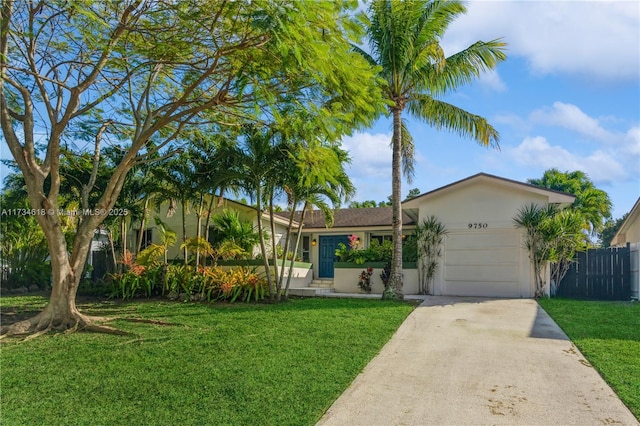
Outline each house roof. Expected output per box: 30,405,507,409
277,207,415,229
402,172,576,208
611,197,640,246
213,196,295,227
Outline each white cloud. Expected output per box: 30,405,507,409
444,1,640,82
509,136,627,183
477,70,507,92
493,113,531,133
530,102,615,143
341,132,392,180
526,102,639,169
624,126,640,155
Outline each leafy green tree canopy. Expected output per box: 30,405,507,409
528,169,612,236
599,214,629,248
0,0,384,335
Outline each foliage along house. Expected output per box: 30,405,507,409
287,173,575,298
126,196,292,262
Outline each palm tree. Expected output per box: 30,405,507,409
227,126,283,299
357,0,506,299
209,209,262,255
528,169,612,237
278,143,355,299
513,203,557,298
152,153,202,265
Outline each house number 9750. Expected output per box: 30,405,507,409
468,223,488,229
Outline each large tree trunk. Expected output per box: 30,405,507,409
383,106,404,300
1,215,124,337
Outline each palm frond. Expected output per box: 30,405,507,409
408,95,500,149
350,43,379,68
400,118,415,183
429,39,507,95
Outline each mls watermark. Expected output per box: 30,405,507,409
1,208,129,217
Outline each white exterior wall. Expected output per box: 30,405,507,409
219,263,313,288
624,218,640,245
414,181,548,298
333,266,418,294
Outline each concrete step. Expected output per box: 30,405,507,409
288,287,334,297
309,279,334,289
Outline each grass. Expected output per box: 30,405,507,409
0,295,415,426
538,298,640,419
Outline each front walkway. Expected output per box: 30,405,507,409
317,296,638,425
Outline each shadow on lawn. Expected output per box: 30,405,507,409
0,294,417,327
538,298,640,343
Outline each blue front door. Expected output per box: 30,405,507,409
319,235,350,278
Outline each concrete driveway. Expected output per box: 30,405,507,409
317,296,638,426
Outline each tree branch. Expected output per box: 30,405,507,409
81,120,112,212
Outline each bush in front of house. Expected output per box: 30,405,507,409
109,264,268,303
335,238,418,264
358,267,374,293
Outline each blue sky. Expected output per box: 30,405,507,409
342,1,640,220
1,2,637,221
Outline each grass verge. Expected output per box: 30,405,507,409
0,295,415,426
538,298,640,419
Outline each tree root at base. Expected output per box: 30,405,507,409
0,311,135,339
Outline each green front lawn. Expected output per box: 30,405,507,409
538,298,640,419
1,295,415,425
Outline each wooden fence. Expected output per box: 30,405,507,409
556,244,631,301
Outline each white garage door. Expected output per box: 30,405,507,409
443,229,522,297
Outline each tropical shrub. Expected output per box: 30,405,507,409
210,209,263,255
335,240,386,264
335,239,411,264
514,203,584,297
0,199,51,289
358,267,374,293
203,266,268,303
415,216,447,295
402,235,418,262
109,264,268,303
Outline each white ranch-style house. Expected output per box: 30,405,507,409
287,173,574,298
130,173,576,298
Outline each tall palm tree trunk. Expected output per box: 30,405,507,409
284,203,308,298
384,106,404,300
135,197,150,255
181,200,188,265
195,194,204,266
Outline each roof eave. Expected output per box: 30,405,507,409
611,197,640,244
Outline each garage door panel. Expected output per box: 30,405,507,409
445,248,519,265
444,264,519,282
442,229,523,297
446,231,519,249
